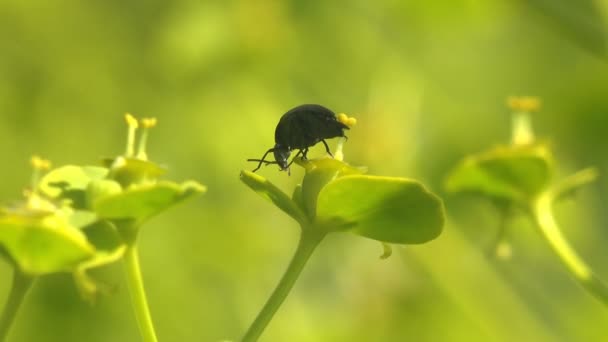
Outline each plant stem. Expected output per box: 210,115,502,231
124,245,158,342
0,271,33,342
242,229,326,342
532,191,608,305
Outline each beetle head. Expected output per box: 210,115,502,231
273,144,291,171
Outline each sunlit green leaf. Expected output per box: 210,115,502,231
240,170,308,225
445,144,553,204
294,156,367,174
93,181,205,223
72,245,127,303
301,166,341,219
65,209,98,229
316,175,445,244
298,157,365,219
86,179,122,209
0,213,95,275
106,157,166,187
38,165,109,208
39,165,109,196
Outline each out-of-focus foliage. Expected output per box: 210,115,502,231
1,1,608,341
445,143,553,205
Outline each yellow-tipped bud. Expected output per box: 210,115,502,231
30,155,51,171
507,96,541,113
141,117,158,128
337,113,357,128
125,113,139,128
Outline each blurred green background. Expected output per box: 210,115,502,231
1,1,608,341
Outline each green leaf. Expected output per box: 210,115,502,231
0,213,95,275
294,156,367,174
73,245,127,303
65,209,98,229
86,179,123,209
301,166,341,219
316,175,445,244
298,157,365,219
38,165,109,208
106,157,166,187
93,181,205,223
82,220,125,252
445,144,553,204
39,165,109,196
240,170,309,225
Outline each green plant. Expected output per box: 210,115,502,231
0,115,205,342
445,97,608,304
240,115,445,341
0,156,115,342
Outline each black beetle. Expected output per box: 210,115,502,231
248,104,349,173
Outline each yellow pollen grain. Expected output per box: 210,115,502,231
125,113,139,128
337,113,357,128
30,155,51,170
507,96,541,113
141,117,158,128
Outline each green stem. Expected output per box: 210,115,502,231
551,168,598,202
532,191,608,304
124,246,158,342
0,271,33,342
242,229,326,342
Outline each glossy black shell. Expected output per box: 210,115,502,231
274,104,349,149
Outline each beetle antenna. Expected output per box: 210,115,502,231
247,148,276,172
249,160,275,172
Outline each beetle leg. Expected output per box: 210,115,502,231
321,140,333,157
286,149,304,169
301,148,309,160
247,148,276,172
